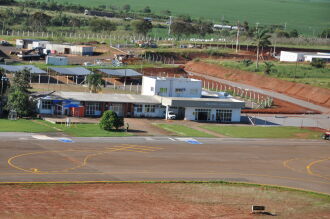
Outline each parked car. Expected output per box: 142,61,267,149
0,40,10,46
167,111,176,120
322,132,330,140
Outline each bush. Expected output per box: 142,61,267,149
242,59,253,67
264,62,274,75
99,110,124,131
310,58,326,68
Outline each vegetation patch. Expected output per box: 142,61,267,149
154,123,215,137
201,125,322,139
0,119,58,133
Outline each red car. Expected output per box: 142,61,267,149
323,132,330,140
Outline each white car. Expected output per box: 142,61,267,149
167,111,176,120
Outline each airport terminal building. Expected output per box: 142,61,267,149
36,76,245,122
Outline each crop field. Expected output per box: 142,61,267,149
34,0,330,34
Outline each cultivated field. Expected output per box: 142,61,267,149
35,0,330,34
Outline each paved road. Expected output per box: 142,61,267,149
0,134,329,194
187,70,330,114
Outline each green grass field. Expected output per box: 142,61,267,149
201,125,322,139
53,123,132,137
154,123,215,137
0,119,131,137
34,0,330,34
0,119,58,133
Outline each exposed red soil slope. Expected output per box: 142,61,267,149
184,61,330,108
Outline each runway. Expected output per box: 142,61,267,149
0,134,329,194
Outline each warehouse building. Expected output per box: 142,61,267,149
46,43,94,56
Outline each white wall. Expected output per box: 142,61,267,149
141,77,157,95
280,51,305,62
280,51,298,62
231,108,241,122
133,104,165,118
141,76,202,97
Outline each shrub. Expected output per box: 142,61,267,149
99,110,124,131
310,58,326,68
264,62,274,75
242,59,253,67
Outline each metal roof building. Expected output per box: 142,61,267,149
0,65,47,74
54,91,160,104
49,67,91,76
98,69,142,77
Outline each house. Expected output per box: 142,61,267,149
35,76,245,122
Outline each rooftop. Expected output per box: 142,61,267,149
145,76,199,82
53,92,161,104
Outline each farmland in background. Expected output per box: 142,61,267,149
31,0,330,34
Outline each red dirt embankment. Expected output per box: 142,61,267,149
185,61,330,108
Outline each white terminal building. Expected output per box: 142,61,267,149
36,76,245,122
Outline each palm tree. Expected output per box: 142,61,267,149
253,29,271,69
86,73,102,93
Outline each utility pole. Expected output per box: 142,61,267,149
235,20,240,53
168,16,172,36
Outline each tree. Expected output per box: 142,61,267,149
143,6,151,13
99,110,124,131
310,58,326,68
90,18,116,33
276,30,290,38
253,29,271,69
0,69,10,97
289,29,299,38
264,62,274,74
30,11,51,31
0,69,10,114
86,73,103,93
171,21,195,39
123,4,131,13
320,29,330,38
196,20,213,37
69,17,81,31
243,21,249,32
133,20,152,37
5,69,35,117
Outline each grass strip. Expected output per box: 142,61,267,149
201,125,322,139
154,123,215,137
0,180,328,200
